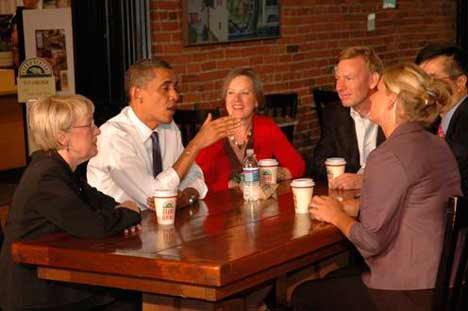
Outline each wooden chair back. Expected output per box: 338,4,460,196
434,196,468,311
312,88,340,128
262,93,298,119
261,93,298,142
173,109,221,147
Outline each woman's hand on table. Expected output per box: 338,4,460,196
341,198,360,217
124,224,142,235
117,200,142,235
310,195,344,224
118,200,141,214
310,195,356,237
330,173,363,190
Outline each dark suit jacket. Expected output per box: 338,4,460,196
311,102,385,180
0,151,141,310
445,96,468,196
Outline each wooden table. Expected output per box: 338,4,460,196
11,182,353,310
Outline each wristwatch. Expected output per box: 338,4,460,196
188,194,197,205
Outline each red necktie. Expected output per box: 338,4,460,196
437,125,445,138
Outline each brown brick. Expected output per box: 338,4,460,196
150,0,456,151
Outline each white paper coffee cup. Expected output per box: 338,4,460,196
259,158,279,185
154,189,177,225
290,178,315,214
325,157,346,185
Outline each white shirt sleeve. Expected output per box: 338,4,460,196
88,127,179,208
87,111,207,209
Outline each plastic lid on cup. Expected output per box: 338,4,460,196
154,189,177,198
291,178,315,188
325,157,347,165
258,158,279,167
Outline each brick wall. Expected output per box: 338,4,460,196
150,0,456,159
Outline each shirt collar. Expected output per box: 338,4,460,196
127,106,155,142
350,107,369,121
441,94,467,133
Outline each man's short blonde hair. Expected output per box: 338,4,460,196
28,95,94,151
339,46,384,75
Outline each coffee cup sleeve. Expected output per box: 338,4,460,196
259,183,279,200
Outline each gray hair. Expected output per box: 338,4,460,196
28,95,94,150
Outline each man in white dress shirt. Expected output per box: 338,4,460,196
87,59,240,209
311,46,385,190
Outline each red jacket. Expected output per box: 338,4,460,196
196,115,305,192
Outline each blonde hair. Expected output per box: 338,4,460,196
221,68,264,108
382,63,452,126
28,95,94,151
339,46,384,75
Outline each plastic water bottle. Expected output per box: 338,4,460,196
243,149,260,201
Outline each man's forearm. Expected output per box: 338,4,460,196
172,141,201,181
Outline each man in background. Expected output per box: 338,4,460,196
416,43,468,195
312,46,385,190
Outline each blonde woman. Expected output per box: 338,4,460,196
293,63,461,311
0,95,141,310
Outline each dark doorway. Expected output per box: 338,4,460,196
457,0,468,51
71,0,151,125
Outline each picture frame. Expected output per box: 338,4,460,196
22,7,75,94
183,0,280,46
383,0,396,9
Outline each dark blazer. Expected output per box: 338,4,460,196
445,96,468,196
0,151,141,310
0,225,3,249
311,102,385,180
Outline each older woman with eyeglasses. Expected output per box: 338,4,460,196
292,63,461,311
0,95,141,310
196,68,305,192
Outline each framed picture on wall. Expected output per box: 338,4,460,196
183,0,280,46
22,7,75,94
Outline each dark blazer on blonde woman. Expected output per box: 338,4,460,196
0,150,141,310
350,122,461,290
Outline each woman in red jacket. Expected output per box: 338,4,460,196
196,68,305,192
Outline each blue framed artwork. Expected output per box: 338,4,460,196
383,0,396,9
184,0,280,46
